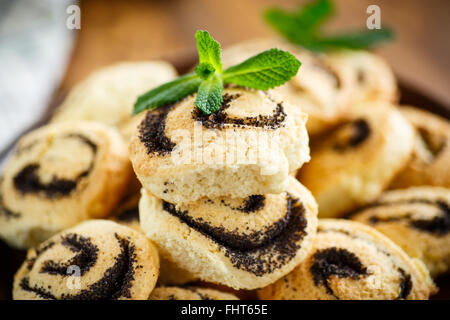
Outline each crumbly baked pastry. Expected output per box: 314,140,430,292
390,106,450,188
13,220,159,300
258,219,435,300
222,38,352,135
51,61,177,141
130,87,310,204
352,186,450,277
139,176,318,289
324,49,398,105
111,192,198,285
149,286,238,300
0,122,131,249
297,101,414,218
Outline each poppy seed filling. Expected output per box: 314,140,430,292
40,233,99,276
310,247,368,298
193,93,287,130
219,195,266,213
366,198,450,235
20,233,139,300
316,227,415,299
13,134,97,198
162,193,308,276
139,104,176,155
333,119,371,151
138,93,287,156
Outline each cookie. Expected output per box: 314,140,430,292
351,186,450,277
0,122,131,249
297,101,414,218
111,193,198,285
51,61,177,141
222,38,352,135
149,286,238,300
390,106,450,188
325,49,398,105
130,87,310,204
258,219,434,300
13,220,159,300
139,176,318,290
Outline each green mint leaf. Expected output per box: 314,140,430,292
293,0,333,30
194,74,223,115
264,9,309,45
195,62,216,80
264,0,393,51
264,0,332,44
133,29,304,116
313,28,394,50
133,73,201,115
222,48,301,90
195,30,222,72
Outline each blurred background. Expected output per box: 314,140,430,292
0,0,449,156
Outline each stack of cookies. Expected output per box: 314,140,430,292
129,87,319,290
2,37,449,300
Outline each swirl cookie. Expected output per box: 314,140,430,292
52,61,177,141
130,87,310,204
297,101,414,218
352,186,450,277
222,38,352,135
139,176,318,290
13,220,159,300
149,286,238,300
390,106,450,188
258,219,434,300
324,49,398,105
111,193,198,285
0,122,131,249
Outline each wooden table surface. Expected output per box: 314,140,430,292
61,0,450,108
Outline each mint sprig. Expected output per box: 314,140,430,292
195,30,222,73
195,74,223,114
223,48,300,90
133,30,301,115
133,73,202,115
265,0,394,51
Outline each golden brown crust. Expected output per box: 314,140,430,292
222,38,353,135
390,106,450,188
13,220,159,300
297,101,414,218
51,61,177,140
130,87,310,204
258,219,434,300
110,192,198,285
324,49,398,105
352,186,450,277
0,122,131,249
140,177,318,289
